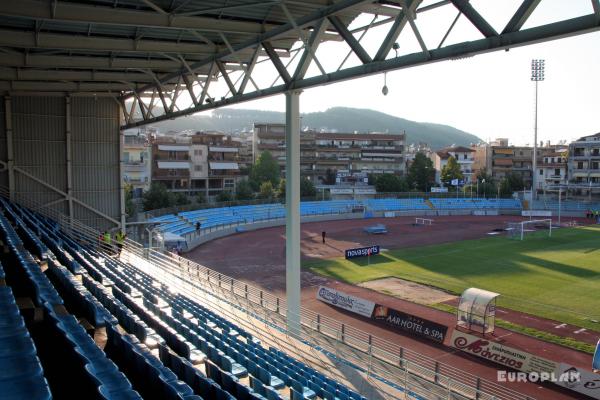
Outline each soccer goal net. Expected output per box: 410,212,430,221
506,219,553,240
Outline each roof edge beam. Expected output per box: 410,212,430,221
450,0,498,38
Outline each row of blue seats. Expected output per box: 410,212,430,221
0,206,141,399
95,250,345,400
365,199,430,211
154,197,523,235
115,258,367,400
44,229,251,400
77,249,266,400
0,262,52,400
11,199,370,400
534,200,600,211
12,202,212,400
104,323,202,400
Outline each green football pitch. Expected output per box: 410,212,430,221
304,225,600,330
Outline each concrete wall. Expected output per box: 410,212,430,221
1,95,121,230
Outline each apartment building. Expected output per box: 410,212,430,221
568,132,600,191
253,123,405,183
190,133,241,196
151,132,244,197
470,143,491,175
123,129,153,198
252,123,316,177
315,132,405,179
472,138,568,191
151,138,190,190
433,146,475,184
539,150,568,190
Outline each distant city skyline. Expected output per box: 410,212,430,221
190,1,599,148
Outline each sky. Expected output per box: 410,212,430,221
192,0,599,146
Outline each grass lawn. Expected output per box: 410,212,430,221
304,225,600,330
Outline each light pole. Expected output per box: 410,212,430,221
531,59,545,201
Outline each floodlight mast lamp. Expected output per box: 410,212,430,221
531,59,545,201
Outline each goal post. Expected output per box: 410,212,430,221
415,217,433,226
506,219,553,240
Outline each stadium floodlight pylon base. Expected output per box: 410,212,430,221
506,219,553,240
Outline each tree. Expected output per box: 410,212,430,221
173,192,190,206
249,151,280,189
475,168,494,184
499,178,512,196
440,156,463,187
259,181,274,199
278,179,286,200
323,168,337,185
407,152,435,192
374,173,408,193
216,191,233,202
124,184,136,217
367,173,377,186
235,180,254,201
196,193,206,205
300,177,316,198
463,181,496,197
499,172,525,196
142,183,173,211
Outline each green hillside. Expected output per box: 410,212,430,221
150,107,482,149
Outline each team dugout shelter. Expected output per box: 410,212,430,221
457,287,500,335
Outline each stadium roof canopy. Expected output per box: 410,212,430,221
0,0,598,129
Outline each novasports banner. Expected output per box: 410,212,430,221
372,305,448,343
345,245,380,259
450,330,558,373
316,286,375,318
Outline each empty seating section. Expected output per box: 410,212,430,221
532,199,600,211
430,198,521,209
0,197,369,400
0,198,141,400
151,197,522,236
0,262,52,400
365,198,429,211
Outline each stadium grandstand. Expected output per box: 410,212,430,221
0,1,598,399
147,197,523,249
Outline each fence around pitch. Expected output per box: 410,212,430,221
123,242,533,400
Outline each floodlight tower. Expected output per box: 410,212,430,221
531,59,545,200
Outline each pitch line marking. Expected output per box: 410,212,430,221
574,328,586,334
555,323,567,328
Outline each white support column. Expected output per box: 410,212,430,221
285,90,302,335
119,128,126,233
66,96,74,224
5,96,14,201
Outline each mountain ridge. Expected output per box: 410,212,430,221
148,107,482,149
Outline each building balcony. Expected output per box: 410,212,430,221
126,177,149,184
124,161,148,171
153,173,189,180
154,155,190,161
